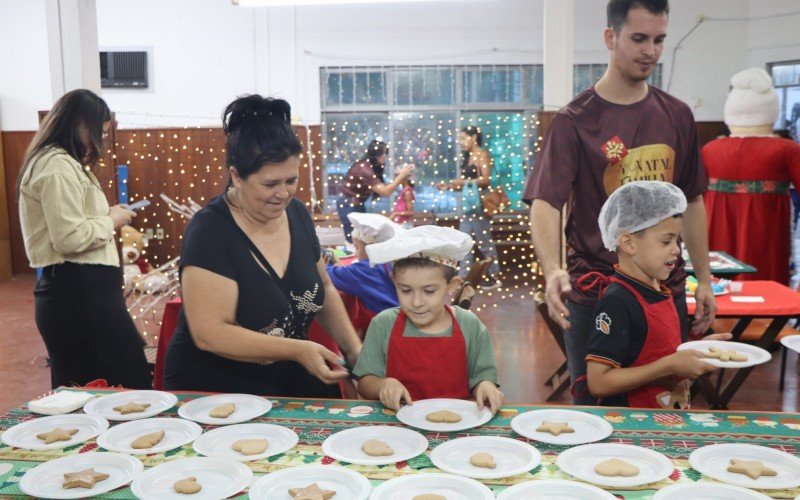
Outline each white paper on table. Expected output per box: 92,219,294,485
730,296,765,303
28,391,95,415
686,297,696,304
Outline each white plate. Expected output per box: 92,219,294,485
781,335,800,353
510,409,613,445
689,443,800,490
677,340,771,368
557,443,673,488
653,482,772,499
395,399,492,432
322,425,428,466
369,472,494,499
177,393,272,425
83,390,178,421
193,423,298,462
1,414,109,450
130,457,252,500
430,436,540,480
96,417,202,455
496,479,617,499
248,465,371,500
19,452,143,499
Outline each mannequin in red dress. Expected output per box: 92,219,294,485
702,68,800,284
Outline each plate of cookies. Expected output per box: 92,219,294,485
689,443,800,490
83,390,178,421
193,423,299,462
496,479,617,499
96,417,202,455
677,340,771,368
130,457,253,500
652,482,772,499
177,393,272,425
395,398,493,432
370,472,494,499
1,413,109,451
556,443,673,488
510,409,613,445
321,425,428,466
19,452,143,499
430,436,541,480
248,465,371,500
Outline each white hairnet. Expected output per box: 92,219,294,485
599,181,687,251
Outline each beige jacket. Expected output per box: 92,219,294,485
18,147,119,268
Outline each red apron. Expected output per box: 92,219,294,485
577,272,682,408
385,306,471,401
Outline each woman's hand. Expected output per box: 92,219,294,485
293,341,350,385
109,205,137,229
395,164,414,181
473,380,504,415
378,377,413,411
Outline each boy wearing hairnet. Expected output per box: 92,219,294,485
580,181,719,409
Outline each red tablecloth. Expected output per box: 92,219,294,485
687,280,800,318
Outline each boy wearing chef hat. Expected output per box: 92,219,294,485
326,213,403,321
352,225,503,415
579,181,720,409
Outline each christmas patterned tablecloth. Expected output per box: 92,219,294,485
0,389,798,499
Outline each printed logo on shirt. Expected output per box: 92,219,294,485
595,312,612,335
602,138,676,195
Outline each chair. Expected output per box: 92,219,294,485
534,291,571,401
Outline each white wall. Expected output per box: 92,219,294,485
747,0,800,70
3,0,800,130
0,0,53,130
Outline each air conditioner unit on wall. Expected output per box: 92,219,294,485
100,51,148,88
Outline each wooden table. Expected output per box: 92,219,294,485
0,388,798,499
688,280,800,409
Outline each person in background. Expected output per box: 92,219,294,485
336,140,413,242
390,174,416,229
439,126,502,290
17,89,150,389
164,95,361,397
326,213,402,334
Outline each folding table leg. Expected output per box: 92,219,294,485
779,345,787,391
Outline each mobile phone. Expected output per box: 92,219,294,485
125,200,151,210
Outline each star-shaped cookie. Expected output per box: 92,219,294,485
36,427,78,444
288,482,336,499
113,402,151,414
535,421,574,436
727,459,778,479
63,468,110,489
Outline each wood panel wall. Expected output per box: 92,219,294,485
2,131,36,275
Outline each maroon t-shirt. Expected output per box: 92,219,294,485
341,160,381,204
523,86,708,306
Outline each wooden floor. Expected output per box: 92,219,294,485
0,274,797,414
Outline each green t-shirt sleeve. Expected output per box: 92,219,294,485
352,308,399,379
457,307,500,389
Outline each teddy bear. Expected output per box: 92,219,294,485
121,226,169,294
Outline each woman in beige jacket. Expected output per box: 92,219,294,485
17,89,150,389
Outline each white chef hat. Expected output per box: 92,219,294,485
366,225,474,268
599,181,687,251
724,68,779,127
347,212,403,245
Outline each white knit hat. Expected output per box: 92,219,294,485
348,213,403,245
724,68,779,127
366,225,474,268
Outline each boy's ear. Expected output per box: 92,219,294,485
447,275,463,293
618,232,637,256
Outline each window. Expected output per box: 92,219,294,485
573,63,663,95
769,61,800,141
321,65,543,215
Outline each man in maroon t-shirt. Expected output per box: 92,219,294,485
523,0,717,404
